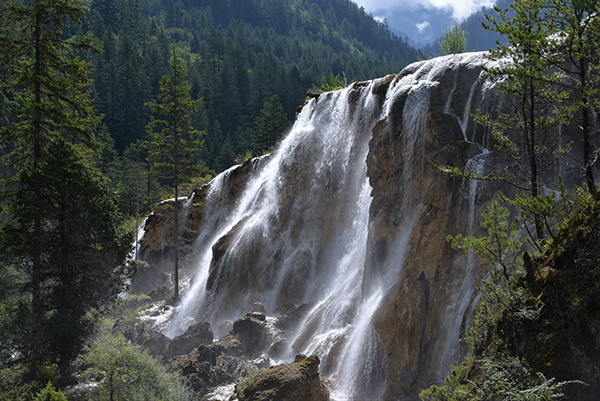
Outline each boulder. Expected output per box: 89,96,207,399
169,345,245,396
130,261,170,295
218,319,234,338
142,332,171,359
234,355,329,401
166,322,214,359
232,315,269,358
249,302,267,315
275,303,312,332
148,285,170,302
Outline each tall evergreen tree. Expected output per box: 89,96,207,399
0,0,129,373
252,94,289,154
547,0,600,194
480,0,570,241
1,139,134,369
146,44,205,302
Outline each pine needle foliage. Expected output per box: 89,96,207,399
146,44,206,302
439,21,469,55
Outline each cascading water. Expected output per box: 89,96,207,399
150,52,504,400
432,148,490,381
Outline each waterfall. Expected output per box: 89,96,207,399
432,149,490,381
153,52,501,400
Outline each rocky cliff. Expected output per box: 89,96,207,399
137,52,577,400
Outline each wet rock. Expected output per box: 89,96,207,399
170,346,244,396
148,285,170,302
275,303,312,332
267,338,290,360
232,315,269,357
167,322,214,359
218,319,234,338
130,261,170,295
142,332,171,359
250,302,267,315
234,355,329,401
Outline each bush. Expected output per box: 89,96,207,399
82,334,196,401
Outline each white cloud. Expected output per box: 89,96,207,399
416,21,431,33
353,0,494,21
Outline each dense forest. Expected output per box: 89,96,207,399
53,0,422,220
84,0,419,169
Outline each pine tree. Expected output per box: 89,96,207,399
439,21,469,55
0,0,129,373
546,0,600,194
252,94,289,153
1,139,134,368
146,44,205,302
480,0,570,241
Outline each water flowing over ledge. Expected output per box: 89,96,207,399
139,52,523,400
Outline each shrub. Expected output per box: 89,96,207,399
82,334,196,401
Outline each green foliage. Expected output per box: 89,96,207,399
439,21,468,55
0,139,135,370
448,200,522,282
319,72,349,93
0,0,101,166
35,382,66,401
146,44,207,301
471,358,576,400
477,0,573,240
0,365,37,401
83,334,196,401
546,0,600,194
252,95,290,153
146,44,206,187
84,0,421,174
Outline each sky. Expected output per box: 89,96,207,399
352,0,496,45
353,0,494,22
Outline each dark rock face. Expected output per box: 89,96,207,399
148,285,170,302
142,332,171,359
234,355,329,401
232,315,269,358
167,322,214,359
130,261,170,295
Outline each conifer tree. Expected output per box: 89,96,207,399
439,21,469,55
546,0,600,194
480,0,570,241
0,0,132,373
252,94,289,153
146,44,205,302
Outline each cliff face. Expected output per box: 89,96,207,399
137,53,560,400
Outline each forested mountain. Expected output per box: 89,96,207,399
80,0,421,176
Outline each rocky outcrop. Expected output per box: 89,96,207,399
138,156,272,275
167,322,214,359
234,355,329,401
169,342,247,396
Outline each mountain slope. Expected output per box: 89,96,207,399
85,0,421,174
